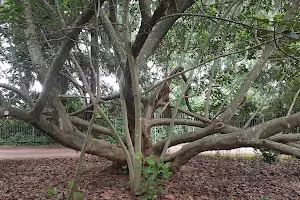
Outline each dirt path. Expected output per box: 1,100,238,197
0,145,257,160
0,146,79,159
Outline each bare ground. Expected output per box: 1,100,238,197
0,145,79,159
0,147,300,200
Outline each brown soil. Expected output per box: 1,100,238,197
0,149,300,200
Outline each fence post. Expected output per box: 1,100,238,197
154,126,157,143
32,126,35,146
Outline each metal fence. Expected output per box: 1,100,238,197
1,112,299,145
0,119,56,145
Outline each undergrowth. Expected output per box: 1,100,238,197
46,181,83,200
136,155,172,200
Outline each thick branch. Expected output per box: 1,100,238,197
138,0,151,22
158,102,212,123
255,140,300,159
98,7,126,66
31,0,103,117
0,107,32,121
108,0,117,29
150,121,239,155
69,116,115,137
268,134,300,143
0,92,7,107
132,0,172,57
0,106,126,162
135,0,195,69
169,131,249,171
149,118,207,128
39,0,57,18
0,83,34,107
258,112,300,139
150,123,221,155
219,1,300,123
218,45,275,123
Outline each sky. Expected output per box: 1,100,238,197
0,61,119,93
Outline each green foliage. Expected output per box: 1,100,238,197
260,150,280,164
117,164,129,175
254,149,280,164
47,187,57,196
0,119,55,145
0,0,24,23
46,181,83,200
136,156,172,200
61,97,83,113
260,195,270,200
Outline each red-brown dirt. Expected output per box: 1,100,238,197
0,147,300,200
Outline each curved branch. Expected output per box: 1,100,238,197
150,66,183,106
31,0,103,117
180,73,193,112
0,107,32,121
135,0,195,70
0,106,126,162
0,90,8,108
287,89,300,116
68,104,94,116
258,111,300,139
158,102,212,123
256,140,300,159
132,0,172,57
168,129,248,171
149,122,239,155
149,123,220,155
40,0,57,18
98,7,126,66
149,118,208,128
268,133,300,143
138,0,151,22
167,111,300,170
0,83,34,107
69,116,115,137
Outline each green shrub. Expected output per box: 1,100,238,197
260,149,279,164
136,156,172,200
46,181,83,200
253,148,279,164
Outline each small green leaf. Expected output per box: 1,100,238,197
47,187,57,196
136,153,143,160
74,191,83,200
259,196,270,200
145,157,155,166
67,181,73,189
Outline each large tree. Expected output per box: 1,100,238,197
1,0,300,192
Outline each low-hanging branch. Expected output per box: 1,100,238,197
0,83,34,107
